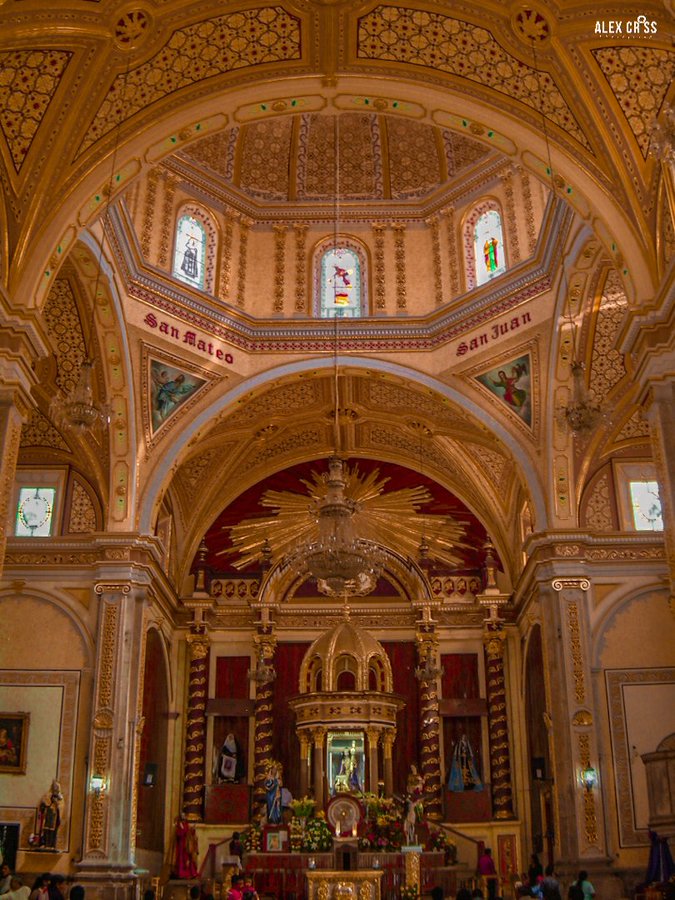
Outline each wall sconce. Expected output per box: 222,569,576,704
90,774,108,796
580,764,597,792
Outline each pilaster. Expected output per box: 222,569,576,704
78,577,151,893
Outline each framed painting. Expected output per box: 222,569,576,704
263,826,289,853
0,713,29,774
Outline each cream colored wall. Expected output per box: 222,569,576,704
125,163,547,319
594,588,675,870
0,592,93,872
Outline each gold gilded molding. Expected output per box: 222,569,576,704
578,733,598,846
97,602,118,711
566,601,586,704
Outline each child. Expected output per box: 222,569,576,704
241,875,259,900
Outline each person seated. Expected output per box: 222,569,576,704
7,879,30,900
0,865,12,895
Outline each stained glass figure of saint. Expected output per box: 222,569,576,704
173,215,206,289
474,210,506,286
320,246,361,317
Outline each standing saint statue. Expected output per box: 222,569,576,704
35,780,64,849
264,762,283,825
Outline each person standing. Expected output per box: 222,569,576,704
477,847,498,900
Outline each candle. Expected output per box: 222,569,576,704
352,826,357,837
336,822,341,836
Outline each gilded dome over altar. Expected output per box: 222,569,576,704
300,613,394,694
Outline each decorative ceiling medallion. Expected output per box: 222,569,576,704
114,8,153,50
511,6,553,44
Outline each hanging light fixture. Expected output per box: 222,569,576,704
50,65,130,435
287,114,385,597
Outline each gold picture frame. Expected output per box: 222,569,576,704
0,712,30,774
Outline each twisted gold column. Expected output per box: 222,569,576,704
416,628,443,821
253,627,277,815
483,620,514,819
182,627,209,821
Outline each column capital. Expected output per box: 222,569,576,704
552,577,591,592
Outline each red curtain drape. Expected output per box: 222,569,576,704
383,641,419,796
216,655,250,699
273,642,311,799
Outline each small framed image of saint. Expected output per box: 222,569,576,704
0,713,30,774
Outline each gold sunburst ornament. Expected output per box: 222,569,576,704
220,456,468,597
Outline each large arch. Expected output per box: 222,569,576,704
19,71,656,314
138,354,549,539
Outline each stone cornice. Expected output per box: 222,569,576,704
108,197,570,353
513,530,666,607
3,533,179,619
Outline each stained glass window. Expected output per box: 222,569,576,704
320,246,362,318
629,480,663,531
15,487,56,537
173,215,206,289
474,210,506,286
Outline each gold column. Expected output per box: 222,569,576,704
416,627,443,820
299,732,310,797
253,626,277,815
311,727,326,809
366,727,381,793
404,849,421,890
382,730,395,797
182,627,210,821
483,618,514,819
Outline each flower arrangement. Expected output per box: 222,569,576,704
301,812,332,852
289,796,317,819
243,824,262,853
400,884,420,899
427,828,457,863
358,813,405,853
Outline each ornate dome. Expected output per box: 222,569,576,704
300,611,394,694
176,111,495,217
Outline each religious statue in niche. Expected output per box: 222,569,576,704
213,732,246,783
33,780,65,849
447,734,483,792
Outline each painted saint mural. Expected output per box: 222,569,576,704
150,360,205,433
476,354,532,426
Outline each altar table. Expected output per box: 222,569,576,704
306,869,382,899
